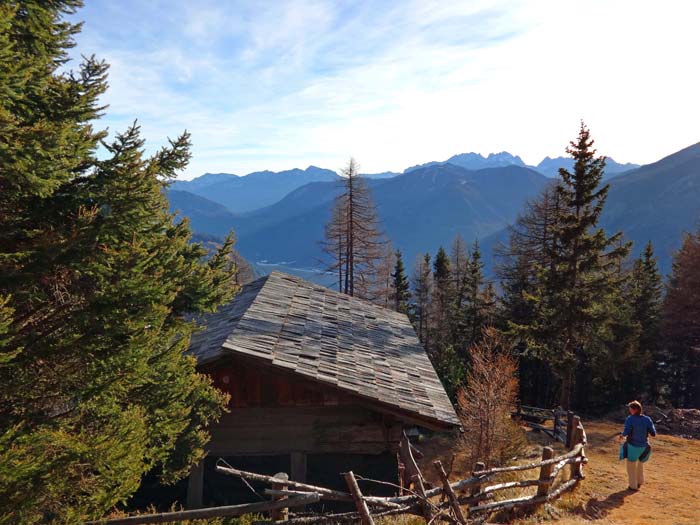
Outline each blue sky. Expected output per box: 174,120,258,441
70,0,700,179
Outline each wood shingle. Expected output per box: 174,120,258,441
188,271,460,428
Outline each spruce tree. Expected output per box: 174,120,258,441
0,4,236,522
631,242,663,401
662,231,700,407
390,250,410,313
463,241,487,348
432,246,452,345
517,123,630,409
411,254,432,346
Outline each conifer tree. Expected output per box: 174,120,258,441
411,254,432,346
631,242,664,400
322,158,384,297
390,250,410,313
362,242,394,306
496,187,562,407
516,123,630,409
463,241,488,348
432,246,452,345
0,3,236,522
662,231,700,407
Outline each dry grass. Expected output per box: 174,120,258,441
414,420,700,525
513,420,700,525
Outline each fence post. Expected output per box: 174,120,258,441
270,472,289,522
344,471,375,525
553,410,561,441
571,416,585,479
411,474,434,523
396,452,405,496
566,410,575,448
536,447,554,497
433,460,467,524
470,461,486,499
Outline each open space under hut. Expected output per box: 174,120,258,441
185,271,460,508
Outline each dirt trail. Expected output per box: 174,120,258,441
556,420,700,525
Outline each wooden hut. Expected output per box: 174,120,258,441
186,271,459,508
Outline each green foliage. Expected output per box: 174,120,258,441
390,250,410,313
662,230,700,407
0,3,237,522
503,124,631,409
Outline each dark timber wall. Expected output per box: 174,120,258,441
187,359,405,508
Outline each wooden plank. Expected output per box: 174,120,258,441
290,452,307,483
87,494,321,525
433,460,466,524
344,471,375,525
185,461,204,510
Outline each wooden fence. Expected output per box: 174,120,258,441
514,405,588,448
89,407,587,525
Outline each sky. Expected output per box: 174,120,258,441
69,0,700,179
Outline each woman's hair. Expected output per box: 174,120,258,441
628,400,643,414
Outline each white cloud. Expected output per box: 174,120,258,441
71,0,700,178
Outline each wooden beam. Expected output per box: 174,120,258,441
290,452,307,483
344,471,375,525
433,460,466,524
411,474,434,523
398,432,423,486
186,461,204,510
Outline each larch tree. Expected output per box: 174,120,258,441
457,327,520,466
496,185,563,407
0,3,237,523
368,243,395,308
322,158,384,297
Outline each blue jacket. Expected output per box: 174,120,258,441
622,414,656,447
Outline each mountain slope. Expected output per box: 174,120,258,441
171,166,339,213
232,164,549,268
536,156,639,179
602,142,700,272
481,143,700,276
168,189,237,238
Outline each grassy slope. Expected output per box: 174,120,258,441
537,420,700,525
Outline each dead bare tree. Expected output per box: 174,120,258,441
322,158,385,297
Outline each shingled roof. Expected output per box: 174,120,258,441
188,271,460,428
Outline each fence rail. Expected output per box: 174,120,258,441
91,407,587,525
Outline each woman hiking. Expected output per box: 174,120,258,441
619,400,656,491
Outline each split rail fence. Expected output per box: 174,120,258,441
90,407,587,525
